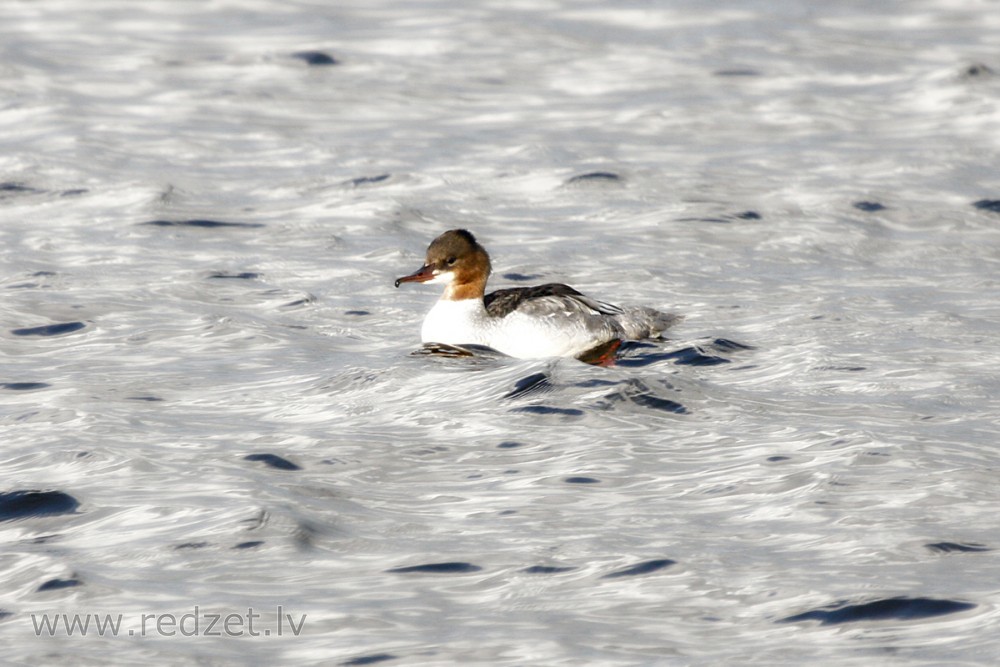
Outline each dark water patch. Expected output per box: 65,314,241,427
0,610,11,620
598,378,688,415
233,540,265,550
667,346,729,366
510,405,584,417
615,341,729,368
0,491,79,521
522,565,577,574
37,578,81,592
779,597,976,625
680,212,763,223
497,441,524,449
243,453,302,471
0,182,36,192
574,378,619,388
344,310,370,316
60,188,88,197
127,395,164,402
628,391,688,415
320,456,351,466
208,271,260,280
767,455,791,462
714,68,761,76
386,562,482,574
11,322,86,337
141,219,265,229
564,476,600,484
565,171,622,184
972,199,1000,214
602,559,676,579
292,50,338,66
283,297,315,309
174,541,210,550
607,348,678,368
501,272,542,281
8,271,56,289
411,446,449,457
0,182,41,197
346,173,390,186
1,382,50,391
503,372,552,399
711,338,755,352
815,365,866,372
341,654,397,666
853,201,886,212
926,542,990,554
963,63,994,78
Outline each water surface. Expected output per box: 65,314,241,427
2,1,1000,664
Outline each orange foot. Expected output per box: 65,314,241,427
577,339,622,366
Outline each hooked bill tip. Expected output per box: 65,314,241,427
395,266,434,287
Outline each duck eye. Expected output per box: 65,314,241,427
445,256,457,266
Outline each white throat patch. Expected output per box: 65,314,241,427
426,270,455,285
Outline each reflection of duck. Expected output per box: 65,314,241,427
395,229,681,359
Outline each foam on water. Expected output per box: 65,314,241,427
2,0,1000,664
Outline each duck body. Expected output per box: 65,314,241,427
395,229,680,360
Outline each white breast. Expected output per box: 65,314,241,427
421,298,494,347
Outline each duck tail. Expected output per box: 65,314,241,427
619,307,683,339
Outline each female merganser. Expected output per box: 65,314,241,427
395,229,681,360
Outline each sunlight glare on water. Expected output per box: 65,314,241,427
2,0,1000,664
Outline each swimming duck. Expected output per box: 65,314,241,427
395,229,680,359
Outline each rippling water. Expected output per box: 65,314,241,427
3,1,1000,664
